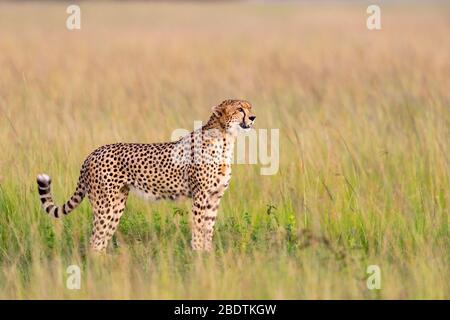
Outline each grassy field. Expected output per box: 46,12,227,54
0,2,449,299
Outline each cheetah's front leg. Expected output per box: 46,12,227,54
191,191,220,251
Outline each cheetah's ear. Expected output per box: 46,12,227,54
211,105,222,117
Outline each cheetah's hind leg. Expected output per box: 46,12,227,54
88,187,129,252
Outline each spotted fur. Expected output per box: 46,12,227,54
37,99,256,252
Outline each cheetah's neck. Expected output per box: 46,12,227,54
203,114,221,130
198,115,236,166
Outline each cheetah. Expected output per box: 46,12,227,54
36,99,256,252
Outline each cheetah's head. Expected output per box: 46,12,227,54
211,99,256,135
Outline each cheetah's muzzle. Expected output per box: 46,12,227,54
239,122,251,129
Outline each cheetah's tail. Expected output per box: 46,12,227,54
36,173,86,218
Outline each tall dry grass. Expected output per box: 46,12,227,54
0,2,449,299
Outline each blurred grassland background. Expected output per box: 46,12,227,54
0,1,449,299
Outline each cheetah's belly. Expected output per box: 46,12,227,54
129,184,190,202
129,186,160,201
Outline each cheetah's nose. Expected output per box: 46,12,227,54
249,116,256,121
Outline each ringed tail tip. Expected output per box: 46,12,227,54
37,173,51,185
